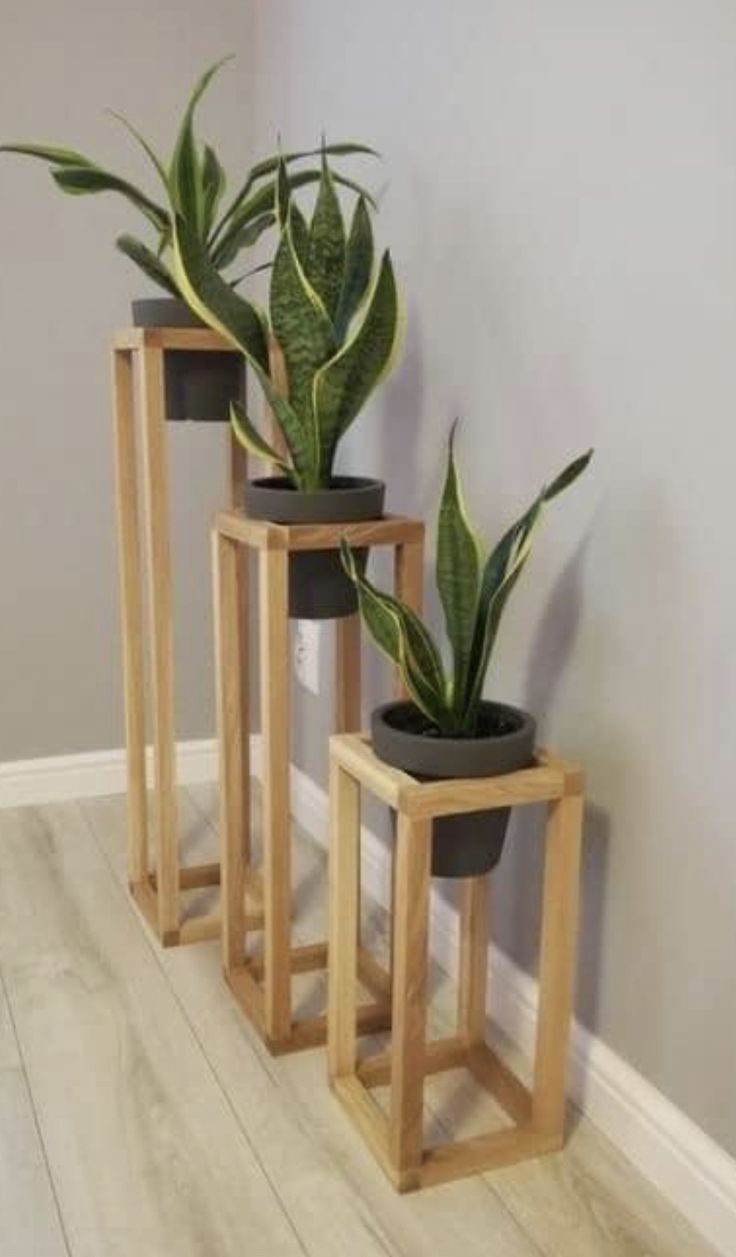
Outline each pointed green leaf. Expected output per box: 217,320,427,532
210,169,374,259
172,211,269,372
216,141,377,232
51,165,168,230
436,424,483,715
312,250,400,477
169,56,231,230
212,212,275,269
202,144,226,234
107,111,168,188
289,202,309,265
116,234,179,296
461,449,592,729
275,154,291,230
304,155,346,322
269,215,335,463
230,400,291,475
334,196,373,343
0,142,93,166
340,540,450,729
543,448,593,501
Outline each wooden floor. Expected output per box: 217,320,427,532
0,783,716,1257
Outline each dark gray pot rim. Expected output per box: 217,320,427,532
372,699,536,780
244,475,385,524
131,297,204,329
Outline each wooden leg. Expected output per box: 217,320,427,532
327,762,361,1081
229,434,251,866
389,814,431,1187
457,874,489,1047
532,792,584,1138
260,546,291,1042
334,613,361,734
393,540,423,698
138,345,178,942
213,531,247,972
112,348,148,887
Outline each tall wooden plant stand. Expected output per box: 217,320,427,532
327,733,584,1192
112,326,262,947
212,509,425,1055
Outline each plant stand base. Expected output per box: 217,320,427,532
328,733,584,1192
213,509,425,1052
112,325,251,947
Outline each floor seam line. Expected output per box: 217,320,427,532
0,964,75,1257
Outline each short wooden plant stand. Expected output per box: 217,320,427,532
112,326,262,946
212,508,425,1054
327,733,584,1192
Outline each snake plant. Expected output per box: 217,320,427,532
341,430,592,737
0,58,373,300
172,140,403,491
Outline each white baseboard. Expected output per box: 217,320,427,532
0,738,218,809
2,737,735,1255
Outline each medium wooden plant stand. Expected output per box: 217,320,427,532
212,508,425,1055
112,326,263,947
327,733,584,1192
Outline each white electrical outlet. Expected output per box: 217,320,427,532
294,620,320,695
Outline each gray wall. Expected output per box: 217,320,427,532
250,1,736,1156
0,0,253,758
2,0,734,1162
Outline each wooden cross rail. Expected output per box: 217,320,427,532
213,509,425,1055
112,325,254,946
328,733,584,1191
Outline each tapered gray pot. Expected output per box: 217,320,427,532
244,475,386,620
132,298,244,422
372,700,536,878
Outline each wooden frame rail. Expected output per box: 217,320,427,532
112,325,262,946
212,510,425,1055
327,733,584,1191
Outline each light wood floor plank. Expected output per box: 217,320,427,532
3,783,715,1257
0,804,304,1257
0,973,70,1257
86,789,542,1257
182,782,718,1256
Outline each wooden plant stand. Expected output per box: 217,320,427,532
112,326,263,946
327,733,584,1192
212,509,425,1054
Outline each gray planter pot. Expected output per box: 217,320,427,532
132,298,244,422
244,475,385,620
372,700,536,878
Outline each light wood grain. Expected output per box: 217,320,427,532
328,733,414,808
532,792,584,1137
327,763,360,1081
111,348,148,889
334,614,361,733
138,344,179,942
212,530,247,972
228,432,251,864
389,814,432,1186
457,875,490,1047
213,510,422,552
402,763,569,818
77,786,717,1257
259,546,292,1041
0,977,69,1257
0,804,303,1257
113,326,234,351
85,789,545,1257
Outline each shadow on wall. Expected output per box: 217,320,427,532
375,308,426,520
492,531,611,1039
